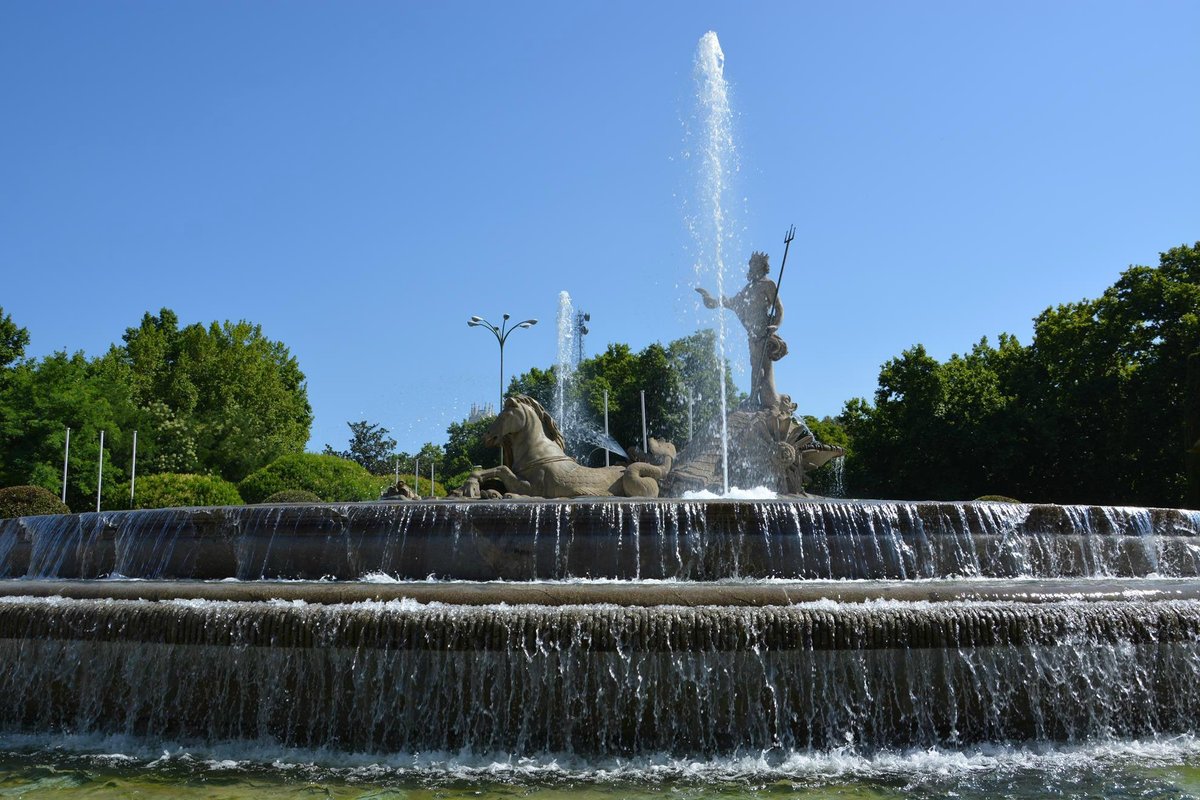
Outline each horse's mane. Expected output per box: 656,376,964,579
502,394,567,465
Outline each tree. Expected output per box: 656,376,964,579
507,330,738,462
110,309,312,482
0,308,312,508
0,350,136,510
0,307,29,372
324,420,397,474
843,242,1200,507
444,414,495,475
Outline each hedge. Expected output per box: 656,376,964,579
261,489,323,504
0,485,70,518
238,453,382,504
133,473,244,509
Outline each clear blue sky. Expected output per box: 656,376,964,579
2,2,1197,454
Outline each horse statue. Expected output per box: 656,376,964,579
459,395,675,498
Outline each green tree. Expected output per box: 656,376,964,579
0,307,29,371
1024,242,1200,505
844,242,1200,507
110,309,312,482
324,420,398,474
506,330,737,462
0,350,136,511
444,414,495,475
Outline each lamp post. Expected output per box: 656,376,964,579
467,313,539,412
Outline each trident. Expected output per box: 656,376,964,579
753,224,796,406
768,224,796,324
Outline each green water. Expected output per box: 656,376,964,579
2,748,1200,800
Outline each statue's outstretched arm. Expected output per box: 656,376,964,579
695,286,724,310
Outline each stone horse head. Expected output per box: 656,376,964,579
484,394,568,469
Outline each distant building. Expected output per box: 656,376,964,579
468,402,495,422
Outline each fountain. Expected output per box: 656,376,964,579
0,31,1198,799
555,290,576,438
1,498,1200,776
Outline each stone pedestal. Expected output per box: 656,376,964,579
664,397,843,496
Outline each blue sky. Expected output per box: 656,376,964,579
2,2,1197,454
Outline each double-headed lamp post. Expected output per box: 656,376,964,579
467,313,538,414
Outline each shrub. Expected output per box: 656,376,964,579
133,473,244,509
0,485,70,518
238,453,381,504
261,489,323,504
381,474,447,497
975,495,1022,503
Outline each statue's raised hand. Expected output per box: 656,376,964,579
695,287,718,309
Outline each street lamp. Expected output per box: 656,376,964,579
467,313,538,412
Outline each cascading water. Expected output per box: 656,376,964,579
692,31,736,495
2,498,1200,794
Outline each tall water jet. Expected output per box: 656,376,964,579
555,290,576,441
692,31,736,493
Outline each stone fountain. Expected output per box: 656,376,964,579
0,30,1198,794
446,245,842,501
0,244,1198,771
1,498,1200,762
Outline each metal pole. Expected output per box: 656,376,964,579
687,387,694,440
61,427,70,503
604,390,610,467
414,458,420,498
96,430,105,513
469,314,537,468
640,390,648,453
498,321,505,469
430,461,435,499
130,430,138,504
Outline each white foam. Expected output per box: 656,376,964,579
1,732,1198,785
682,486,778,500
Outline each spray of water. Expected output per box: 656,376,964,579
692,31,736,494
556,291,575,440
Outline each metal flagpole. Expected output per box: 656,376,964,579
640,390,648,453
96,430,105,513
687,387,694,440
604,390,610,467
61,427,70,503
130,430,138,505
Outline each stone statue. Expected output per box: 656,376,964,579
458,395,676,499
670,243,843,496
381,479,420,500
664,394,842,496
696,250,788,410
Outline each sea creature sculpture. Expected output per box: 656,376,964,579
459,395,675,498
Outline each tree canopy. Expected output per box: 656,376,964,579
324,420,398,474
0,308,311,510
844,242,1200,507
506,330,738,461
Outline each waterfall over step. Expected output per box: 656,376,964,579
3,594,1200,756
2,500,1198,581
1,499,1199,766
